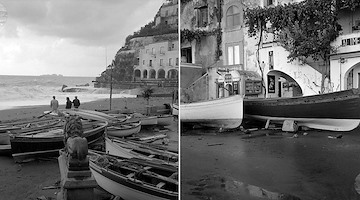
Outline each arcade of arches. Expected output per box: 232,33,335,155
134,69,178,79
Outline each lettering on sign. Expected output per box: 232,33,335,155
225,74,232,83
342,37,360,46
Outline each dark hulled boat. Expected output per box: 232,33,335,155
244,89,360,131
10,120,107,162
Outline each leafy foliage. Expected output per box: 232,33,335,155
245,0,343,62
142,87,154,105
125,21,177,45
181,28,222,60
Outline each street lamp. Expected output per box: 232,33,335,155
109,60,114,110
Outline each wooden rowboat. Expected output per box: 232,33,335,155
180,95,243,129
171,104,179,116
106,121,141,138
131,113,158,126
10,120,107,162
89,150,178,200
244,88,360,131
157,115,174,126
105,137,178,166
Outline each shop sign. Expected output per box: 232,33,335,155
225,74,232,83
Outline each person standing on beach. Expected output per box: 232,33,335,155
50,96,59,113
73,96,80,109
65,97,72,109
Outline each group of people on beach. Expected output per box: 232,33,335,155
50,96,81,112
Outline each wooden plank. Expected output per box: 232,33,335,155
156,182,166,188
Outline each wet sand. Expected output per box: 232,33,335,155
0,96,178,200
181,126,360,200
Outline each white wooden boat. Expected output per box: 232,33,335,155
0,132,10,145
157,115,174,126
105,137,178,166
171,104,179,116
180,95,243,129
89,150,178,200
131,113,158,126
107,121,141,137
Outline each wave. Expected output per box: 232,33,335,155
0,75,137,110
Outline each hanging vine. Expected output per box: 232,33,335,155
181,28,222,60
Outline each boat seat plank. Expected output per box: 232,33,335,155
126,173,135,178
156,182,166,188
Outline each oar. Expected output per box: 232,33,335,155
37,111,52,119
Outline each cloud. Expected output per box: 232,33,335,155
0,0,166,76
0,0,163,46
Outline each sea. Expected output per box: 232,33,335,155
0,75,137,111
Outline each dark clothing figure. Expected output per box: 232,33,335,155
73,96,80,108
65,97,72,109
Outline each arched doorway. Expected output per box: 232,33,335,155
149,69,156,79
224,84,233,97
143,70,148,79
167,69,178,79
158,69,165,79
267,70,303,98
134,69,141,78
344,62,360,90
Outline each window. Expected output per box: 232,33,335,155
142,60,145,65
169,58,172,66
181,47,192,63
160,59,163,66
152,48,155,54
149,60,152,67
227,45,240,65
269,51,274,70
226,6,240,28
160,47,165,54
266,0,274,6
196,7,208,27
176,58,179,66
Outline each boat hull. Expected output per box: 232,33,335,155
180,95,243,129
90,163,177,200
105,137,178,166
157,115,174,126
244,89,360,131
171,104,179,116
107,122,141,137
10,122,107,162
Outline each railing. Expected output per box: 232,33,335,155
331,32,360,54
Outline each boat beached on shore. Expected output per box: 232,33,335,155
244,88,360,131
106,121,141,138
105,136,178,166
180,95,243,129
89,150,178,200
10,120,107,162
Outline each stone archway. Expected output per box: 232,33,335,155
158,69,165,79
149,69,156,79
267,70,303,98
134,69,141,78
344,62,360,90
143,70,148,79
167,69,178,79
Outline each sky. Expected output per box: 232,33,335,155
0,0,164,77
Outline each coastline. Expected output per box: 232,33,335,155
0,96,173,122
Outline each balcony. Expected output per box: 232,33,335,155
331,32,360,55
